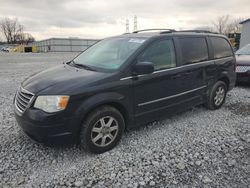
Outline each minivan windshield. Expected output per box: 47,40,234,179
235,44,250,55
72,37,146,71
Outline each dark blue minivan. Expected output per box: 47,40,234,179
14,29,236,153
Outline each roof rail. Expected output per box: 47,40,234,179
177,30,218,34
131,29,218,35
133,29,176,33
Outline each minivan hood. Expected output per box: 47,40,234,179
236,55,250,66
22,64,111,95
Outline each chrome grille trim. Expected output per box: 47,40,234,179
15,87,35,114
17,93,30,103
236,65,250,73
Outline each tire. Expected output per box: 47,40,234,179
80,105,125,153
205,81,227,110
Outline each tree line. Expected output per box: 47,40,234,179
0,17,35,44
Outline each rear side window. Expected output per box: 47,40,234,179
179,37,209,65
210,37,233,59
138,39,176,71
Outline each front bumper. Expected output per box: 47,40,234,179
14,107,81,145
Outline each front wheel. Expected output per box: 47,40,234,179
80,106,125,153
205,81,227,110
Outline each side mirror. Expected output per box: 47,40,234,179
133,62,154,75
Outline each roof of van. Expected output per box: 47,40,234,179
120,29,226,38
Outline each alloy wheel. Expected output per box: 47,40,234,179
91,116,119,147
214,86,225,106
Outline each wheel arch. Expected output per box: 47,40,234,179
76,92,131,130
218,74,230,90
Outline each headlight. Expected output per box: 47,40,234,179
34,96,70,113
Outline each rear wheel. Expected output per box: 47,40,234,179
205,81,227,110
80,106,125,153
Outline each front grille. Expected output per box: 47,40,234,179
15,87,34,113
236,65,250,73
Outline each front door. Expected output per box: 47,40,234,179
132,38,190,123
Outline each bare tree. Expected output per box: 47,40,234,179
227,17,245,33
212,15,231,34
212,15,245,35
0,17,24,43
25,33,35,44
15,33,35,44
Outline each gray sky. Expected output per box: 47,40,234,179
0,0,249,40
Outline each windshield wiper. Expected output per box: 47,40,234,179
71,61,96,71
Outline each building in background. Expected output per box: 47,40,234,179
239,18,250,49
32,38,100,52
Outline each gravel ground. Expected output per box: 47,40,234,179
0,52,249,188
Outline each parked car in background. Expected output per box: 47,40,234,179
14,29,236,153
1,47,10,52
235,44,250,83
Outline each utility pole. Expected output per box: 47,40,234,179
134,15,138,32
126,18,130,33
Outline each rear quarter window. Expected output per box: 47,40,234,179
210,37,233,59
179,37,209,65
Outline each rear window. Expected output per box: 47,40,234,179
179,37,209,65
210,37,233,59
